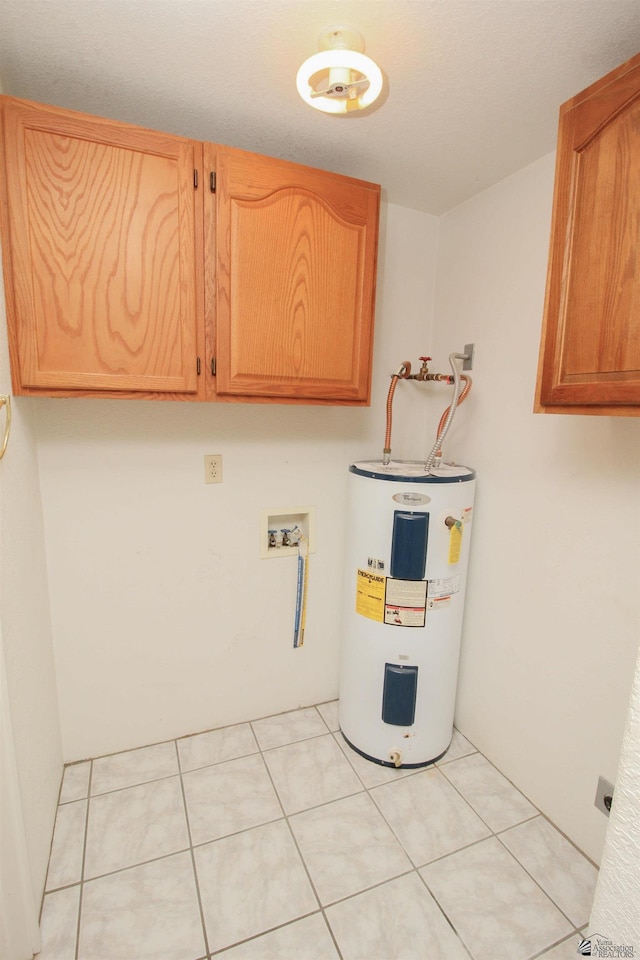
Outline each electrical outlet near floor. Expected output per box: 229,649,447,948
204,454,223,484
594,776,614,816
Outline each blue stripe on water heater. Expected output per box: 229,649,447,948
390,510,429,580
382,663,418,726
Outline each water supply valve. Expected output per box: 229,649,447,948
416,356,432,380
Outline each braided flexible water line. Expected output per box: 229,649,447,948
424,353,469,472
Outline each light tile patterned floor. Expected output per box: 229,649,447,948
39,702,597,960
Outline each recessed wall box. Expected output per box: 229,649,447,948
260,507,316,559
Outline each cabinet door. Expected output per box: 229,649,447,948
0,97,200,396
536,53,640,413
210,145,379,403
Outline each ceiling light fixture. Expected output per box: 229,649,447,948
296,25,383,115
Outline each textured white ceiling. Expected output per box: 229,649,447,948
1,0,639,214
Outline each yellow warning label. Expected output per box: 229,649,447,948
355,568,385,622
448,523,463,564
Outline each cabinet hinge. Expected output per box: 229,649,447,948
194,169,198,189
211,358,216,376
197,357,201,375
210,171,216,193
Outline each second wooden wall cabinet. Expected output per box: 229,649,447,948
535,52,640,416
0,96,380,404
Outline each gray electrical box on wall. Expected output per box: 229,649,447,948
595,776,614,816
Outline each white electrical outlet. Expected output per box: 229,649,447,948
204,454,223,484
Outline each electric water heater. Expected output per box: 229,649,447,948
339,459,475,767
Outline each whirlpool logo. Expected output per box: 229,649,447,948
392,493,431,505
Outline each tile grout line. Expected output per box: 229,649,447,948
255,706,347,960
414,868,476,960
175,737,212,960
253,717,481,958
358,739,591,957
74,758,93,960
206,911,327,959
494,830,588,935
361,763,477,956
41,754,70,912
425,750,596,924
433,756,589,938
82,769,182,801
430,753,594,941
255,710,474,958
324,728,481,957
434,752,594,931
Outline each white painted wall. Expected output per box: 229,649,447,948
0,243,63,914
590,642,640,946
35,201,440,761
432,152,640,864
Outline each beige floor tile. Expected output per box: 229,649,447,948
215,914,339,959
264,733,362,814
326,872,469,960
79,852,205,960
183,753,282,844
177,722,258,772
38,886,80,960
500,816,597,927
435,727,477,764
59,761,91,803
91,741,178,795
421,837,573,960
195,820,318,954
290,793,412,905
45,799,87,891
84,776,189,879
251,707,327,750
371,766,490,865
316,700,340,732
440,751,537,831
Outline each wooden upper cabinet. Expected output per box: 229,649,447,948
0,97,200,396
536,52,640,414
0,97,380,404
209,144,379,403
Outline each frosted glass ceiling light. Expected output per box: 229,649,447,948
296,25,383,115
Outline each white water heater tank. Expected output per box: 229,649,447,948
339,460,475,767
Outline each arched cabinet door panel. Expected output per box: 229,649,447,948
210,145,379,403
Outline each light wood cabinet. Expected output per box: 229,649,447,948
209,145,378,403
0,97,380,404
535,52,640,415
0,97,202,397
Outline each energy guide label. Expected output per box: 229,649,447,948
355,568,385,622
384,577,427,627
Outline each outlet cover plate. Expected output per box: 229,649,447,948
204,454,223,484
594,776,614,816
